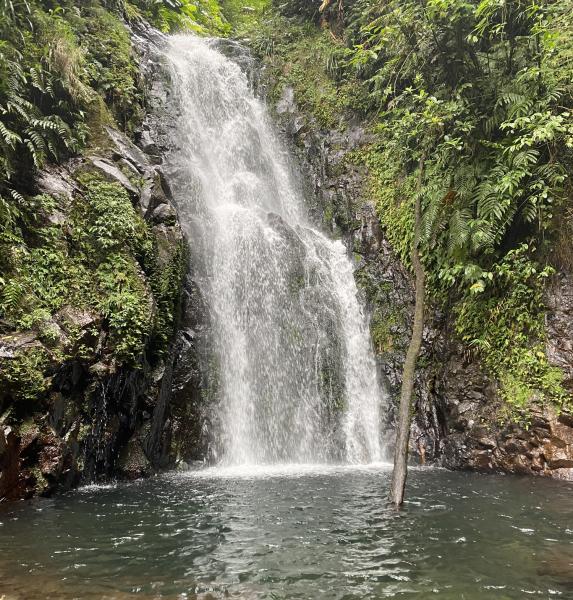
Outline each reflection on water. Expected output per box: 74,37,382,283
0,466,572,599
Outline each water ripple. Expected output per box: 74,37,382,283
0,467,571,599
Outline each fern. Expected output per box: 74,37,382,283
0,278,26,316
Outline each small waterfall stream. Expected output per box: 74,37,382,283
163,35,386,465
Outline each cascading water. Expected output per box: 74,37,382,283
163,35,386,465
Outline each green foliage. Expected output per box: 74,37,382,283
126,0,230,34
219,0,269,35
370,308,400,354
0,2,89,194
82,6,142,129
250,14,356,128
0,346,49,403
344,0,573,276
76,176,151,256
349,144,416,267
345,0,572,413
0,0,154,242
95,253,151,363
0,175,167,367
454,244,567,417
0,1,190,409
0,192,92,325
75,176,153,362
148,239,186,359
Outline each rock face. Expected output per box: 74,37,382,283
0,20,204,500
270,84,573,481
0,123,188,500
130,22,210,468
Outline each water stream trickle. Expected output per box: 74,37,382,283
163,35,385,465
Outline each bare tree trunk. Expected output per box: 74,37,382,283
389,156,426,508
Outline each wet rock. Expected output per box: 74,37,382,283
117,157,142,180
276,85,296,114
86,156,140,199
37,164,79,201
154,223,183,269
140,169,173,216
475,433,497,450
0,426,22,500
439,406,573,479
55,307,100,352
117,435,152,479
546,272,573,392
139,130,160,157
57,307,98,331
150,201,177,224
105,126,149,173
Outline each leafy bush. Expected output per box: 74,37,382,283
0,175,158,366
77,176,150,256
127,0,230,34
96,254,152,363
0,347,49,404
0,3,89,196
82,6,142,129
454,245,567,417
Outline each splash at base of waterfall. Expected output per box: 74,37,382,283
163,34,388,465
179,461,395,480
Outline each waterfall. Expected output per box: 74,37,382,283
163,35,386,465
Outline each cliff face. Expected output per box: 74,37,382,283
0,126,188,500
0,22,196,500
270,83,573,481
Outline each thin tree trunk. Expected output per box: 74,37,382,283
389,156,426,508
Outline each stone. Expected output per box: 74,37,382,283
475,434,497,449
0,426,21,500
117,435,152,479
141,169,173,217
558,412,573,428
139,130,159,155
154,223,183,269
56,306,98,332
38,436,64,480
37,164,78,201
105,126,149,174
545,272,573,391
0,332,42,362
151,202,177,224
117,157,141,180
0,426,8,458
86,156,139,199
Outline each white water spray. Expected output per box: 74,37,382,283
163,35,386,465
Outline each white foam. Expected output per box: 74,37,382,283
76,482,118,493
177,461,394,480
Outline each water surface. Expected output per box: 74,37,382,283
1,466,571,599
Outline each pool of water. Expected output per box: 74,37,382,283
0,465,571,599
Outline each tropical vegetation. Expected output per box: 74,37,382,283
250,0,573,420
